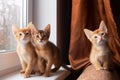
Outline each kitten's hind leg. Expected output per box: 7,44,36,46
51,60,61,72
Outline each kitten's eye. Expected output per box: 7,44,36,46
94,36,97,38
19,33,22,36
43,33,48,38
36,35,39,38
101,33,104,36
44,33,47,36
26,32,29,35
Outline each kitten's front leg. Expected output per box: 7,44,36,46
43,60,52,77
23,59,36,78
19,57,27,74
37,58,45,75
93,61,103,70
103,62,109,70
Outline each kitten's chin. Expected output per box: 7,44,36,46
20,39,30,44
97,41,106,46
38,41,47,46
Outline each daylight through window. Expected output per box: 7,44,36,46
0,0,22,52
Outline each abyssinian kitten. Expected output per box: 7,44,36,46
12,23,37,78
29,23,69,77
84,21,112,70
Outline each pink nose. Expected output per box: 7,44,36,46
97,37,102,43
99,37,102,41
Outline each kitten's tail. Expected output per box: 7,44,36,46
51,67,60,72
51,64,72,72
62,64,72,72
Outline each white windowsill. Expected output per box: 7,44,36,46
0,51,21,76
0,51,70,80
0,67,70,80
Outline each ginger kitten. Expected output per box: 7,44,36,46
84,21,112,70
29,23,66,77
12,24,37,78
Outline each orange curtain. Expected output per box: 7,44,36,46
69,0,120,70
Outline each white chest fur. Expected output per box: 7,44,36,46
90,49,110,63
18,45,31,64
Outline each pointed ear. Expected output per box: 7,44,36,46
28,22,38,35
84,29,93,39
27,22,33,29
27,22,33,28
12,25,19,35
99,20,107,33
44,24,50,37
44,24,50,32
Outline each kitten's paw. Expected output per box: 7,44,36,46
96,67,104,70
31,70,35,74
41,69,45,74
35,71,43,76
23,73,30,78
43,73,50,77
20,70,25,74
103,67,108,70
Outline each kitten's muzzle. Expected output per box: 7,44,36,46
39,39,44,43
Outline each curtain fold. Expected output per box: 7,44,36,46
69,0,120,71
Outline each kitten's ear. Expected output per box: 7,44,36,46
12,25,19,35
27,22,33,28
28,22,38,35
44,24,50,32
44,24,50,37
28,22,32,25
99,20,107,33
84,29,93,39
25,22,33,31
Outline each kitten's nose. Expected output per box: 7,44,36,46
97,37,102,43
21,35,25,40
99,37,102,41
39,40,43,42
40,38,44,42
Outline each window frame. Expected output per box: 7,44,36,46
0,0,33,76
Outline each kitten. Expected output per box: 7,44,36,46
84,21,112,70
29,23,70,77
12,23,37,78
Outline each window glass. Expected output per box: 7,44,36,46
0,0,22,52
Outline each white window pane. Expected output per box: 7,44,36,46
0,0,22,52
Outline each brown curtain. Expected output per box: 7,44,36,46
57,0,71,64
69,0,120,71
